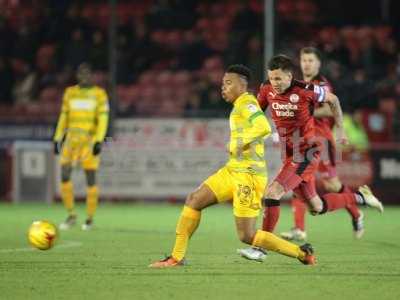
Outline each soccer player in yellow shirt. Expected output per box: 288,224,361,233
149,65,316,268
53,63,109,230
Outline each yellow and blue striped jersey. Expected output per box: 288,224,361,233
226,92,271,176
54,85,109,142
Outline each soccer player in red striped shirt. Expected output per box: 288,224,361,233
280,47,363,241
238,54,383,262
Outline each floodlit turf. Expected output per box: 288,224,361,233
0,202,399,300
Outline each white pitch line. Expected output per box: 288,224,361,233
0,240,83,253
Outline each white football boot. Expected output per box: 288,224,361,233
59,215,77,230
280,228,307,241
358,185,384,213
237,247,267,262
81,218,93,231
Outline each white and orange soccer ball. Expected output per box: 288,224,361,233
28,221,58,250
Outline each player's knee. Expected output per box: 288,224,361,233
185,192,202,210
265,189,281,200
322,178,341,193
264,182,284,200
85,170,96,186
238,230,255,245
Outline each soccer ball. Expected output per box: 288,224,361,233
28,221,58,250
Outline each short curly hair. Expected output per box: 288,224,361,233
226,64,252,82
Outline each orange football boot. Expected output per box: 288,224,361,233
298,243,316,265
149,256,186,268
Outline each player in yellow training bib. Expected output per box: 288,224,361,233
53,63,109,231
150,64,316,268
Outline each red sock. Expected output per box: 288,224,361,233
262,199,280,232
292,198,306,231
339,185,360,219
321,192,357,213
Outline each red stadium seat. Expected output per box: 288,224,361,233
139,70,157,86
165,31,183,50
202,56,224,72
38,87,61,104
150,30,165,44
360,109,393,143
156,71,174,86
225,1,241,17
157,98,184,117
82,4,97,20
213,18,231,32
117,85,140,113
174,71,191,85
196,18,212,32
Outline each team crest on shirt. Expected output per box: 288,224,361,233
289,94,299,103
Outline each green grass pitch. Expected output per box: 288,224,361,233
0,202,399,300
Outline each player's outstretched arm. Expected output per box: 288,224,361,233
324,92,348,145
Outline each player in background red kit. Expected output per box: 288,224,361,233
280,47,362,242
237,55,383,262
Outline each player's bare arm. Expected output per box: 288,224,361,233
324,92,348,145
314,102,333,118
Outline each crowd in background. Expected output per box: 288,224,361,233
0,0,399,142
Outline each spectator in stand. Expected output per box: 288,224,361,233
393,102,400,142
63,29,89,69
227,0,261,65
131,22,164,79
0,17,13,58
12,59,37,104
244,35,264,86
89,30,108,71
349,69,376,110
0,57,14,104
62,4,90,40
179,30,214,70
116,33,134,84
231,0,261,32
13,22,38,66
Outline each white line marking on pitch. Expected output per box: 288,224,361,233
0,240,83,253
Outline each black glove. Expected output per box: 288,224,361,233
92,142,102,155
54,141,60,155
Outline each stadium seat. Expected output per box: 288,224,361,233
38,87,61,104
361,110,393,143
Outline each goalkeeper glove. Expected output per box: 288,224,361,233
92,142,102,155
54,141,61,155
